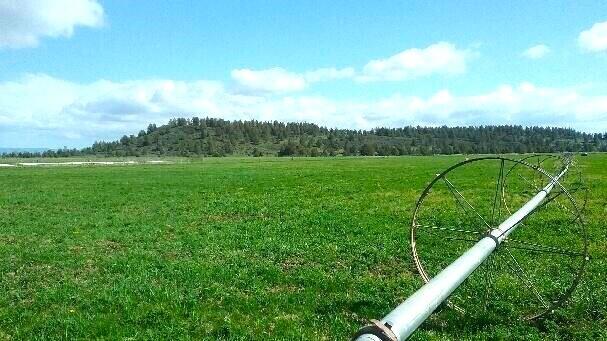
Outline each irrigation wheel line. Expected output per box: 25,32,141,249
410,155,589,320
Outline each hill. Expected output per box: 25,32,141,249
3,117,607,157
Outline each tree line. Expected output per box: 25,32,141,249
3,117,607,158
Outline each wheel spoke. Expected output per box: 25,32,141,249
503,246,550,309
442,177,491,230
441,177,477,224
482,254,496,310
517,173,541,193
414,223,482,236
536,156,543,185
524,191,574,223
504,238,584,257
491,159,505,227
421,231,478,244
535,188,567,211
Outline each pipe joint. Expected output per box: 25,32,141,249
352,320,398,341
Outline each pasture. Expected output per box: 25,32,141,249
0,155,605,340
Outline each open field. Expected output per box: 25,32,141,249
1,155,606,340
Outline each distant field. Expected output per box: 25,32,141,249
0,155,605,340
0,155,190,164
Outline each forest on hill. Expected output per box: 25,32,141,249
4,117,607,158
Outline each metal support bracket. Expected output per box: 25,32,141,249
351,319,398,341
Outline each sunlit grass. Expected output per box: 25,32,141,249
0,155,605,340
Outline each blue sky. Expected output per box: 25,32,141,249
1,0,607,148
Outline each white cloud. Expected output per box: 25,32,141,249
522,44,550,59
230,42,473,92
304,67,355,82
578,21,607,52
231,68,307,94
230,67,356,94
0,0,104,49
1,74,607,147
357,42,473,82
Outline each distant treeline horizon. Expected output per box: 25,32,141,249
3,117,607,158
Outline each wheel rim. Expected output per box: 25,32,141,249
410,156,588,320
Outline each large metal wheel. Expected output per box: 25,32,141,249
410,155,588,320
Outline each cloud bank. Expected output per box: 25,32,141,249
1,74,606,147
0,0,104,48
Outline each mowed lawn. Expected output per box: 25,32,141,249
0,155,605,340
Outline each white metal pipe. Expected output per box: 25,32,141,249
354,161,569,341
355,335,383,341
380,237,496,340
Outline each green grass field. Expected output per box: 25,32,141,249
1,155,605,340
